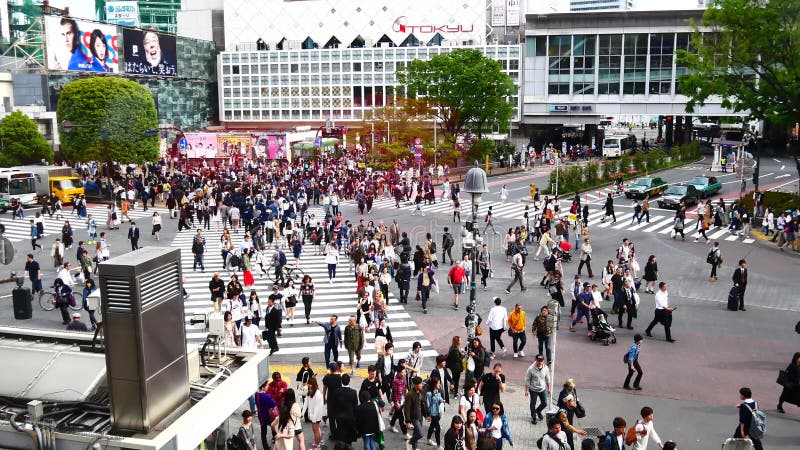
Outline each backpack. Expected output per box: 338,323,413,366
483,351,493,368
625,421,639,446
537,432,567,450
229,254,242,268
429,241,437,254
745,402,766,439
278,251,287,266
706,248,716,264
443,233,454,248
226,432,247,450
598,432,614,450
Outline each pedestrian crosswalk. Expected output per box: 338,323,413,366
172,207,437,362
0,205,171,245
355,196,755,243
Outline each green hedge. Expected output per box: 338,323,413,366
544,142,701,196
736,191,800,215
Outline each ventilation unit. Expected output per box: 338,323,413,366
99,247,189,434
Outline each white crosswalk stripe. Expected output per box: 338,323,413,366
172,206,436,361
0,205,171,244
353,197,756,244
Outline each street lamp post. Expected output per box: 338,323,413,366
463,162,489,341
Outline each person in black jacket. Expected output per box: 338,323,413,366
208,272,225,311
127,222,140,250
732,259,748,311
430,355,455,403
443,415,466,450
777,352,800,413
331,374,358,444
263,296,282,355
355,390,381,450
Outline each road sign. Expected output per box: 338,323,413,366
178,137,188,150
315,138,323,149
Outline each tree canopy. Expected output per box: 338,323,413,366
57,77,159,164
676,0,800,128
0,111,53,166
397,48,515,138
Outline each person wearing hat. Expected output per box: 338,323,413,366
558,394,587,450
524,354,551,424
66,312,89,332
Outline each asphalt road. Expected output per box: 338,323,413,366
1,158,798,447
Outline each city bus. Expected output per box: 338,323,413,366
0,169,37,212
602,134,637,158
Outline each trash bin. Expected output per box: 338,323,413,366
13,285,33,320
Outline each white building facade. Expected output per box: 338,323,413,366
217,0,523,128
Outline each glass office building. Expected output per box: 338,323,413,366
218,45,521,125
522,10,736,126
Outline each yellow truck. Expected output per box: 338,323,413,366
19,165,84,204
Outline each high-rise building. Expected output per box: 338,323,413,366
570,0,634,12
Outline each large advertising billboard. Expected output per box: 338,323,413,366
123,28,177,76
217,134,255,159
255,134,287,160
184,133,218,159
45,15,119,72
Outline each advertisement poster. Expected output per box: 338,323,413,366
123,28,177,76
491,0,505,27
506,0,520,26
185,133,218,159
45,15,119,72
106,1,140,27
255,135,286,159
217,134,254,159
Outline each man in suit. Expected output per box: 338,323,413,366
128,222,140,250
429,355,454,403
617,279,637,330
732,259,748,311
331,373,358,444
263,297,282,355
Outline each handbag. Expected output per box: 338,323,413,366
777,370,791,387
415,291,421,301
475,324,483,336
575,402,586,418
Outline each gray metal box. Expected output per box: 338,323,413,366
98,247,189,434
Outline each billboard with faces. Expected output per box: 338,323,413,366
45,15,120,72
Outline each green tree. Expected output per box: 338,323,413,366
677,0,800,129
57,77,159,168
397,48,515,138
0,111,53,166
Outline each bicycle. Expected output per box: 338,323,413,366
265,263,305,284
38,288,83,312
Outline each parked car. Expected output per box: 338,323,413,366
625,177,667,199
689,175,722,198
658,184,700,209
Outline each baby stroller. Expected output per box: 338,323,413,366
589,310,617,345
556,241,573,263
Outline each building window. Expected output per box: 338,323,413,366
674,33,691,95
548,35,571,95
623,34,647,95
598,34,622,94
649,33,674,95
572,35,596,95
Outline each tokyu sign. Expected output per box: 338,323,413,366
392,16,474,33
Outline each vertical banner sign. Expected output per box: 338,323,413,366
491,0,506,27
506,0,520,26
106,1,140,27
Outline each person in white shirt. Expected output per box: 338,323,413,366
500,185,509,204
239,317,263,351
630,406,662,450
485,297,509,355
644,282,675,343
324,243,339,283
56,262,76,286
225,294,245,327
